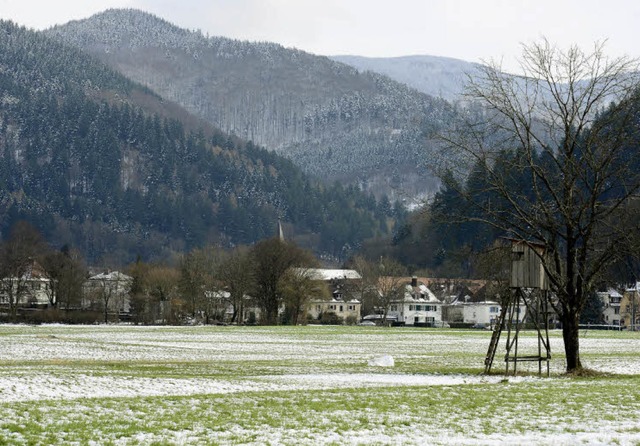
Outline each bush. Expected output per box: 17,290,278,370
318,312,343,325
345,315,358,326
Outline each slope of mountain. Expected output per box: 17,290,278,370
330,55,481,102
0,20,394,264
46,9,455,201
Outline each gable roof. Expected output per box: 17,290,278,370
297,268,362,281
89,271,132,281
403,283,441,303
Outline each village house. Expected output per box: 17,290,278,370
384,277,445,326
597,288,623,326
304,268,362,323
441,281,503,327
621,283,640,330
308,296,361,322
0,261,53,309
82,271,133,316
444,295,502,327
210,291,259,324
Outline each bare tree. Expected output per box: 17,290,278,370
252,238,316,325
146,265,181,324
345,255,378,317
374,257,407,324
88,271,132,323
279,268,330,325
440,39,640,372
41,245,86,310
0,222,48,320
178,247,217,321
217,246,255,324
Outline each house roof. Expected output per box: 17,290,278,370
89,271,132,281
626,282,640,292
448,298,500,306
403,283,441,303
598,288,623,297
298,268,362,281
309,297,361,304
422,277,487,297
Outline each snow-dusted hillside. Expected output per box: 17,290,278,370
46,9,457,200
331,55,481,102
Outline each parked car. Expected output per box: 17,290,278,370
433,321,451,328
358,320,377,326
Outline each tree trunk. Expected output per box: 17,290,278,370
264,302,278,325
9,301,18,322
561,309,582,372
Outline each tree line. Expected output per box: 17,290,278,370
0,221,336,326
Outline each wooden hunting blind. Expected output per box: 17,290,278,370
510,240,548,290
484,238,551,376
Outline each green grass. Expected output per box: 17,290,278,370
0,325,639,444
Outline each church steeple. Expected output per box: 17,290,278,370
278,219,285,242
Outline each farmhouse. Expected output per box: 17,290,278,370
0,261,53,308
598,288,623,326
444,296,502,327
308,297,361,322
304,268,362,323
386,277,445,326
82,271,133,315
621,283,640,329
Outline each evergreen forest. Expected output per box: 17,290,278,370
0,21,399,264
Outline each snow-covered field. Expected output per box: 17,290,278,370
1,325,640,445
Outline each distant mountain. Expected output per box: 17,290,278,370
46,9,456,201
0,20,395,264
330,55,481,102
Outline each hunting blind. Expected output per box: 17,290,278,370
484,238,551,376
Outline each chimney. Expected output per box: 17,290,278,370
411,276,418,287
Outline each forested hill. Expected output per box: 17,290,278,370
46,8,456,201
0,20,396,264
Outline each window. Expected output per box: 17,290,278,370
339,305,343,312
511,251,524,261
415,305,422,311
490,307,500,313
409,305,414,311
390,305,397,311
614,307,620,315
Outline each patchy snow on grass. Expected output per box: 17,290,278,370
1,325,640,445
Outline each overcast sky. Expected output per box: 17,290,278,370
1,0,638,72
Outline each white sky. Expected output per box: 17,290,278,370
1,0,639,72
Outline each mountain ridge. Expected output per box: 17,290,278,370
329,54,482,102
45,8,455,201
0,19,395,264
